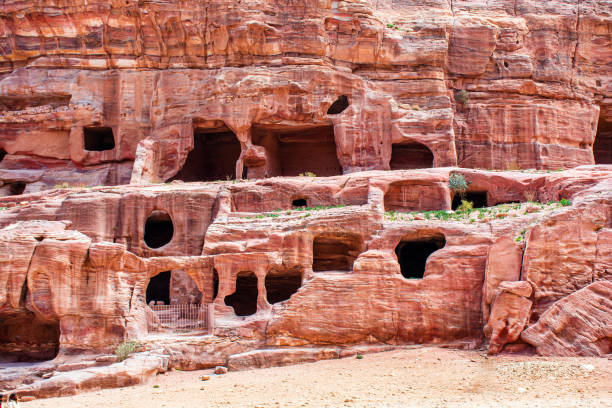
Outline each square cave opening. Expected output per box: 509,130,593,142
0,313,60,362
83,126,115,151
265,268,303,304
312,233,364,272
395,234,446,279
390,142,434,170
452,191,488,210
172,127,241,182
251,125,342,177
594,113,612,165
224,271,258,316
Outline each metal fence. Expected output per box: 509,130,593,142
146,304,213,334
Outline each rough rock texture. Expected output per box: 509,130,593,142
0,0,610,194
0,166,610,397
521,281,612,356
0,0,611,398
484,281,533,355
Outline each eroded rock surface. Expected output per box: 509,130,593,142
0,0,611,399
0,0,609,194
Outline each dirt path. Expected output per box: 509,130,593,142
24,347,612,408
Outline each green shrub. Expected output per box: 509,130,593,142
298,172,317,177
115,340,141,362
559,198,571,206
356,354,364,359
449,173,469,197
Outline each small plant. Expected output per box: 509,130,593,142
449,172,469,200
515,229,527,242
455,90,469,105
456,200,474,213
114,340,141,362
153,385,160,388
559,198,571,206
356,354,364,359
298,172,317,177
386,23,400,30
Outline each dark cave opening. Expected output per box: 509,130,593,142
395,235,446,279
146,271,171,305
312,233,364,272
292,198,307,207
9,182,26,196
144,210,174,249
0,313,60,362
265,269,302,304
0,148,6,163
224,271,258,316
327,95,349,115
390,142,434,170
594,114,612,165
83,127,115,151
173,128,241,182
252,125,342,177
452,191,488,210
212,269,219,301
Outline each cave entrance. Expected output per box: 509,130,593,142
452,191,488,210
84,127,115,151
390,142,434,170
0,148,6,163
9,182,26,196
0,313,60,362
173,127,241,182
327,95,349,115
395,235,446,279
144,210,174,249
312,233,364,272
212,269,219,301
252,125,342,177
225,271,258,316
146,271,171,305
265,268,302,304
594,113,612,165
292,198,307,207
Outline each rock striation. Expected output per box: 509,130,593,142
0,0,611,400
0,0,610,194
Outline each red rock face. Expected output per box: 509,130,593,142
0,0,610,193
0,167,609,365
0,0,611,398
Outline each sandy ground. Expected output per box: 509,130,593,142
24,347,612,408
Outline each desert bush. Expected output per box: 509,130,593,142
448,173,469,197
456,200,474,213
114,340,141,362
298,172,317,177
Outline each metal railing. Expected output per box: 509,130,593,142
146,304,213,334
